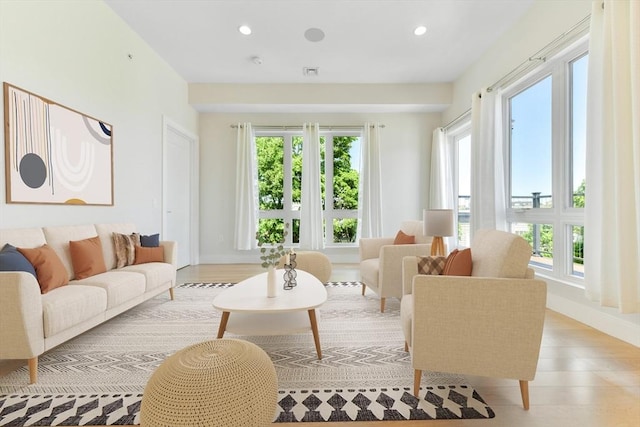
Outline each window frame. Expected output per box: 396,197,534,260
446,120,472,249
254,128,361,248
501,38,588,286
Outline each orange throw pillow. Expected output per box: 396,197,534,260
134,245,165,264
442,248,473,276
17,244,69,293
393,230,415,245
69,236,107,280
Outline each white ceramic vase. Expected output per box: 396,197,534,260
266,266,278,298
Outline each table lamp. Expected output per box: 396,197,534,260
423,209,454,256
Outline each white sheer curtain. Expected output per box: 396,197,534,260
234,123,258,250
429,127,455,249
584,0,640,313
300,123,323,249
429,127,454,209
470,90,507,238
357,123,383,238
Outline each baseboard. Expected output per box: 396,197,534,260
547,292,640,347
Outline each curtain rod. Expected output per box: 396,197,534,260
487,14,590,93
443,109,471,131
230,124,385,130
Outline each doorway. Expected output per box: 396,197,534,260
162,116,198,269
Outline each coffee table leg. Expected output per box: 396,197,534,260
308,309,322,360
217,311,230,338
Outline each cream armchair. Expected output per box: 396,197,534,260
400,229,547,410
359,221,432,312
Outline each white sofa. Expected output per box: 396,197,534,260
0,223,177,384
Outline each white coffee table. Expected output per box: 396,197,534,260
212,269,328,359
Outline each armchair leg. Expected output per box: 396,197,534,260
380,298,386,313
404,341,408,352
28,357,38,384
413,369,422,397
519,380,530,410
361,283,366,296
169,287,175,300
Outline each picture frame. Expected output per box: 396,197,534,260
3,82,113,205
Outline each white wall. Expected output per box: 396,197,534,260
0,0,197,234
198,112,440,263
443,0,640,346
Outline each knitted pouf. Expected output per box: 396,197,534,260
140,339,278,427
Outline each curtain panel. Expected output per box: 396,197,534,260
300,123,324,249
357,123,383,239
470,90,507,239
584,0,640,313
234,123,258,250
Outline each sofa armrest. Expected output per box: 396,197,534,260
377,243,430,298
402,256,420,296
160,241,178,269
410,275,547,381
0,272,45,359
359,237,395,261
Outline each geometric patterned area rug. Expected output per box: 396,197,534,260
0,282,495,425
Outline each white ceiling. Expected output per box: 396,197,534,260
104,0,535,85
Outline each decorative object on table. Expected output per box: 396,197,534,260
283,250,297,290
140,339,278,427
3,83,114,205
423,209,454,256
256,223,290,297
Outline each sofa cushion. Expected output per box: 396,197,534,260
393,230,415,245
112,232,140,268
359,258,380,289
17,244,69,293
0,227,46,249
72,271,146,309
123,262,175,292
41,284,107,338
471,229,532,278
69,236,107,279
0,243,37,277
442,248,473,276
140,233,160,247
43,224,98,279
134,245,164,264
94,223,137,270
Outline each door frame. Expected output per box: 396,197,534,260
162,115,199,266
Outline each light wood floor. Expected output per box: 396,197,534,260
2,263,639,427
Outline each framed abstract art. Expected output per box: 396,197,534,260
3,83,113,205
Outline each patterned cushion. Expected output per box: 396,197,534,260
417,255,446,275
112,232,140,269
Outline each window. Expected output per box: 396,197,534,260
503,40,587,285
255,129,361,247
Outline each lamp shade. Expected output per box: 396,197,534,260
423,209,454,237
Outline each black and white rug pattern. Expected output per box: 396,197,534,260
0,282,495,425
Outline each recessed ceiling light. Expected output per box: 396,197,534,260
414,25,427,36
304,28,325,42
238,25,252,35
